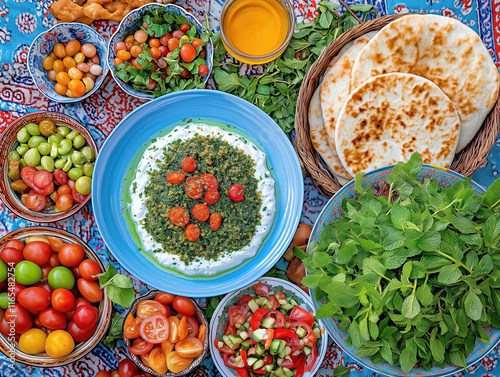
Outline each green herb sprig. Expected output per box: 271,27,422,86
211,2,377,134
297,152,500,372
102,312,124,349
96,264,136,308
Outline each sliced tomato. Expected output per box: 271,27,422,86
236,369,249,377
25,194,47,211
21,166,37,188
137,300,167,319
199,173,218,191
178,316,188,341
214,337,235,355
268,295,280,309
250,307,268,331
224,323,236,336
228,305,249,327
32,182,54,196
124,314,143,339
149,348,168,374
296,354,306,377
237,295,253,307
139,314,169,344
305,343,318,372
264,310,286,328
288,307,315,327
130,338,154,355
253,282,269,297
222,352,238,368
282,354,302,369
33,170,53,189
185,315,199,338
274,328,300,354
288,321,317,347
197,323,206,343
168,316,180,343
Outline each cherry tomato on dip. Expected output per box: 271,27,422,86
209,213,222,231
228,184,244,202
185,224,200,242
169,207,190,227
199,173,218,191
18,287,51,311
205,190,220,205
79,259,101,281
73,304,98,330
173,296,196,316
51,288,75,312
184,177,203,199
166,171,185,184
181,157,196,172
23,241,52,266
58,243,84,267
77,278,103,302
192,203,209,222
154,292,175,304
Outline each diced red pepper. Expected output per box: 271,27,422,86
250,307,268,331
295,354,306,377
214,338,235,355
236,369,249,377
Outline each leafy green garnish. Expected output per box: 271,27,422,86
102,312,124,349
333,365,351,377
205,295,223,319
297,152,500,372
96,264,136,308
212,2,377,135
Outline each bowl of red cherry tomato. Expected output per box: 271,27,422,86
0,111,98,222
0,226,112,367
123,290,209,376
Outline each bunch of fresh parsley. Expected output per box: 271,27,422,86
211,2,377,135
296,152,500,372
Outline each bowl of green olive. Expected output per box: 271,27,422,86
0,112,98,222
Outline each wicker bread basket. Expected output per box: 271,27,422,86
294,13,500,198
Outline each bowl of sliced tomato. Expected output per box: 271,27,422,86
122,290,209,376
209,277,328,377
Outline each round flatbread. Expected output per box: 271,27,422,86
351,14,499,152
308,87,350,184
335,73,460,176
320,31,378,152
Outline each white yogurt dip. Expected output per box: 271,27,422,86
129,123,276,276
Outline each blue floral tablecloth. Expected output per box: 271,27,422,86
0,0,499,376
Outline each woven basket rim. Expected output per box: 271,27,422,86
294,13,500,198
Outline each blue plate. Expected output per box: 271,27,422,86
92,90,303,297
309,164,499,377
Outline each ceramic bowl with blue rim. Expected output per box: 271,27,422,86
209,277,328,377
28,23,109,103
107,3,213,100
308,164,499,377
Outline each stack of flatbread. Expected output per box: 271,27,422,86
309,14,499,183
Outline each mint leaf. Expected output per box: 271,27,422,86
464,290,482,320
106,284,135,308
391,205,411,230
438,264,462,285
402,291,420,319
400,339,417,372
333,365,351,377
416,283,433,307
102,313,124,349
483,178,500,209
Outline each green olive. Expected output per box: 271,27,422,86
24,148,41,167
48,133,63,145
8,151,20,162
56,126,70,137
55,159,66,169
28,136,47,149
41,156,55,172
68,167,83,180
16,127,30,143
19,159,27,169
58,139,72,155
73,135,86,149
76,176,92,195
71,151,85,165
26,123,41,136
16,143,29,156
81,146,96,162
38,142,52,156
67,130,80,140
83,163,94,177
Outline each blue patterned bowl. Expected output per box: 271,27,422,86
28,23,109,103
309,164,499,377
107,3,213,100
209,277,328,377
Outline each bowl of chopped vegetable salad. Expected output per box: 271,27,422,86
209,277,328,377
303,153,500,377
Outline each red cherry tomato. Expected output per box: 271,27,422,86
95,371,111,377
180,24,190,32
172,30,185,39
71,266,82,280
253,282,269,297
41,264,52,279
4,239,25,252
58,243,85,267
199,173,218,191
23,241,52,266
209,213,222,231
5,304,33,333
0,247,23,266
140,314,169,344
75,297,91,308
154,292,175,304
137,300,167,319
77,278,103,302
78,259,101,281
185,224,200,242
68,179,87,203
198,64,209,77
200,49,207,59
118,358,140,377
25,193,47,212
33,281,53,294
49,252,60,267
159,46,169,57
167,38,180,52
31,182,54,196
168,207,190,227
192,203,209,222
32,170,53,189
180,66,190,79
184,177,203,199
67,320,97,342
18,287,51,311
166,171,185,184
173,296,196,316
181,157,196,172
205,190,220,205
53,169,69,185
73,304,98,330
56,194,73,212
160,33,171,46
149,38,160,48
130,338,154,355
51,288,75,312
180,44,196,63
228,184,244,202
0,318,20,340
39,307,66,330
192,38,203,49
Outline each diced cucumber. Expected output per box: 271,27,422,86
253,359,265,370
240,339,253,350
239,331,249,340
265,364,274,372
277,358,283,367
275,368,285,377
275,293,287,306
280,303,294,311
285,346,292,356
248,299,260,313
313,327,321,339
234,356,245,368
223,335,234,348
303,345,312,356
270,339,286,355
278,347,287,359
280,309,288,315
247,357,259,367
261,317,276,329
243,322,251,330
252,328,268,342
287,298,299,307
283,367,294,377
228,334,243,345
235,323,241,329
256,342,266,356
295,326,306,339
285,321,290,329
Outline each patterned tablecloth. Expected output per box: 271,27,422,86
0,0,499,376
